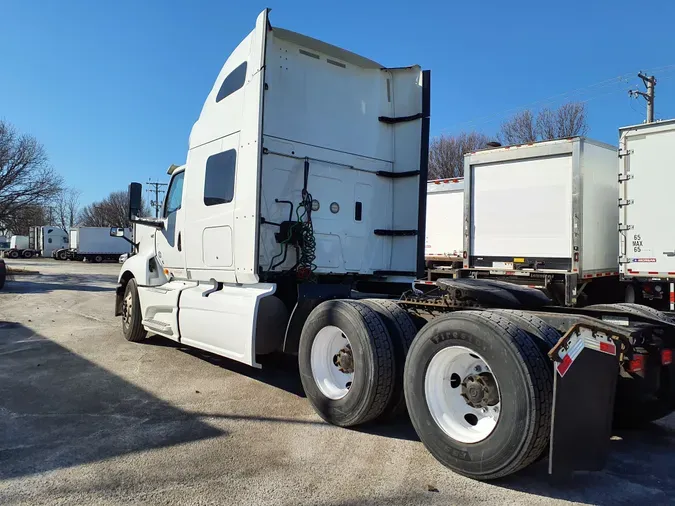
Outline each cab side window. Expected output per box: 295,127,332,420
204,150,236,206
164,172,185,217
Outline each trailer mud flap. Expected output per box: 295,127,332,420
548,324,621,477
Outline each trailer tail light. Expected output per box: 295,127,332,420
574,252,579,262
463,251,467,259
627,354,646,373
662,349,673,366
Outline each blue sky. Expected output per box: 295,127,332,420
2,0,675,206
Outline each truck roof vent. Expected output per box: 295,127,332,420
299,49,320,59
327,59,346,68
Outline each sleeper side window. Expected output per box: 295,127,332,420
204,150,236,206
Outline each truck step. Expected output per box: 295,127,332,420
142,318,174,336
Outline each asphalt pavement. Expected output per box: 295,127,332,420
1,258,674,505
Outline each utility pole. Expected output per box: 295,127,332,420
629,72,656,123
146,181,168,218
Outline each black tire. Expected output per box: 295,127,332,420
8,250,19,259
58,250,68,261
0,261,6,290
586,302,674,323
360,298,418,418
488,309,561,355
93,255,104,263
404,311,553,480
22,250,33,259
122,278,147,342
299,299,395,427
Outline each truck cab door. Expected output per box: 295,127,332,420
156,170,186,278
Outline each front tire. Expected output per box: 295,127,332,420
122,278,147,342
299,299,395,427
404,311,552,480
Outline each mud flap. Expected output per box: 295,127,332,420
548,324,622,477
282,283,352,354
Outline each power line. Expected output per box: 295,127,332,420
441,64,675,133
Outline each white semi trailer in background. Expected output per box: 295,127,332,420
460,138,621,307
619,119,675,310
55,227,132,262
112,9,675,481
425,178,464,277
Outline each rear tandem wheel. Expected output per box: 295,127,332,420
404,311,553,480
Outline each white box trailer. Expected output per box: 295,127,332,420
425,178,464,266
66,227,132,262
619,119,675,309
462,137,620,306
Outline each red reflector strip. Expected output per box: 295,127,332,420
648,271,659,275
663,349,673,366
669,272,675,276
557,354,573,376
599,341,616,355
627,355,646,373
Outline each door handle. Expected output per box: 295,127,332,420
177,232,182,251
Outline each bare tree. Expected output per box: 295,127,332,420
428,132,492,179
54,188,81,231
536,102,588,140
498,110,537,145
500,102,589,145
1,205,48,236
79,189,150,228
0,120,63,229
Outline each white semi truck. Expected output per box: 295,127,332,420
55,227,132,262
114,9,675,480
618,119,675,310
3,227,68,258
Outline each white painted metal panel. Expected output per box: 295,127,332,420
470,155,573,258
579,142,620,274
425,179,464,260
179,283,276,367
72,227,132,254
260,26,424,277
620,120,675,277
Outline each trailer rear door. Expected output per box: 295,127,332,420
621,121,675,277
470,154,573,265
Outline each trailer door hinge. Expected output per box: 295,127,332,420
618,149,633,158
618,173,633,182
618,198,634,207
619,255,630,264
618,224,634,232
